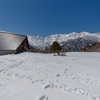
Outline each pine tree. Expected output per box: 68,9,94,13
50,41,61,52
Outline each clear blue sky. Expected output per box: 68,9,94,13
0,0,100,37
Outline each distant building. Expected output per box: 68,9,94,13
0,31,29,55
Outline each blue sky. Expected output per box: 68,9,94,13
0,0,100,37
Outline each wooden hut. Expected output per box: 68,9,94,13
0,31,29,55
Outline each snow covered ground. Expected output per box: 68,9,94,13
0,52,100,100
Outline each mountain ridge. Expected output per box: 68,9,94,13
27,32,100,51
83,42,100,52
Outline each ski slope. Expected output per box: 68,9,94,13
0,52,100,100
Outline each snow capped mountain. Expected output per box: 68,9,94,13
94,32,100,38
27,32,100,51
27,35,45,50
62,35,100,52
45,34,69,45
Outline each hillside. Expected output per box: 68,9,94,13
84,42,100,52
62,35,99,52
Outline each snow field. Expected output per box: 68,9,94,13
0,52,100,100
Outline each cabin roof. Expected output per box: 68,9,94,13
0,31,26,50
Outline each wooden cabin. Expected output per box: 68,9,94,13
0,31,29,55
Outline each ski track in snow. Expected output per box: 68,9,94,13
0,52,100,100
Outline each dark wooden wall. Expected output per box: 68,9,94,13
16,37,29,53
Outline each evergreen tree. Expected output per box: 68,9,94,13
50,41,61,52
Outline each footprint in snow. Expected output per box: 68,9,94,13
0,84,2,86
44,83,58,89
15,73,19,77
7,72,13,76
44,84,51,89
90,96,100,100
19,75,25,78
36,95,49,100
31,81,35,84
56,74,60,77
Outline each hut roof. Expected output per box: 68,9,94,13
0,31,26,50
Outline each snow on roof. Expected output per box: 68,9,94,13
0,31,26,50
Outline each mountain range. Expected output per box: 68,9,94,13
27,32,100,52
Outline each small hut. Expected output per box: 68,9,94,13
0,31,29,55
